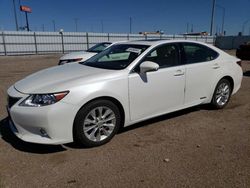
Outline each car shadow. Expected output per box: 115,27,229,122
243,71,250,77
119,105,210,134
0,117,66,154
64,105,206,149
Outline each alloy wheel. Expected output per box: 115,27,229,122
215,82,230,106
83,106,116,142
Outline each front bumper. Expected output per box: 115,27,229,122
7,86,78,145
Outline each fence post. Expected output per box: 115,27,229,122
60,32,64,53
107,33,110,41
33,32,38,54
205,36,208,43
2,32,7,56
145,35,147,40
86,32,89,50
127,34,129,40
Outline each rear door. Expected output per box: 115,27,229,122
181,42,219,106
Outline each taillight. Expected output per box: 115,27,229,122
236,61,242,67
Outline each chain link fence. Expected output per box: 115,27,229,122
215,36,250,50
0,31,215,56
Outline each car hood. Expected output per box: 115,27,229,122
60,51,97,61
14,63,119,94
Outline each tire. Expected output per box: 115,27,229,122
73,99,121,147
211,79,232,109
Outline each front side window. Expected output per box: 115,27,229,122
142,44,179,68
183,43,219,64
83,44,149,70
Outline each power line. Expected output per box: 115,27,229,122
52,20,56,32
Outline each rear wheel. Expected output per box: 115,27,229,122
73,99,121,147
211,79,232,109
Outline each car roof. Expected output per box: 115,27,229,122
117,39,211,47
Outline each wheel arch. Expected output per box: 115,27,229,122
73,96,125,129
209,75,235,103
220,75,234,92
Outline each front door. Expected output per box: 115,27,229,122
128,43,185,121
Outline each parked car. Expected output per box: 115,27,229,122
58,42,112,65
236,42,250,60
7,40,242,147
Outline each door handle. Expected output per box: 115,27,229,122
212,63,220,69
174,70,185,76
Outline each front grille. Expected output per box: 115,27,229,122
8,96,21,108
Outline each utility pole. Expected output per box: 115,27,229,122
216,4,225,36
242,19,250,35
129,17,132,34
101,20,104,33
74,18,78,32
18,0,22,28
25,12,30,31
52,20,56,32
186,23,189,33
191,24,193,33
12,0,19,31
210,0,216,36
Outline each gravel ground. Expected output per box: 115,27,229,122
0,53,249,188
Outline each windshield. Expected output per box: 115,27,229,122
82,44,149,70
87,43,112,53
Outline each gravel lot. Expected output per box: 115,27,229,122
0,53,249,188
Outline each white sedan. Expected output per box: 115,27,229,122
58,42,112,65
7,40,242,147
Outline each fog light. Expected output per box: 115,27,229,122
40,128,49,137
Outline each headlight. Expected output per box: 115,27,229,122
19,91,69,107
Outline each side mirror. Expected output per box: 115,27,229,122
140,61,159,73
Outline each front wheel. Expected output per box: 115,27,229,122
73,99,121,147
211,79,232,109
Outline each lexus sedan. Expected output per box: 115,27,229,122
7,40,243,147
58,42,113,65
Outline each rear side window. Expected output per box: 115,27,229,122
183,43,218,64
